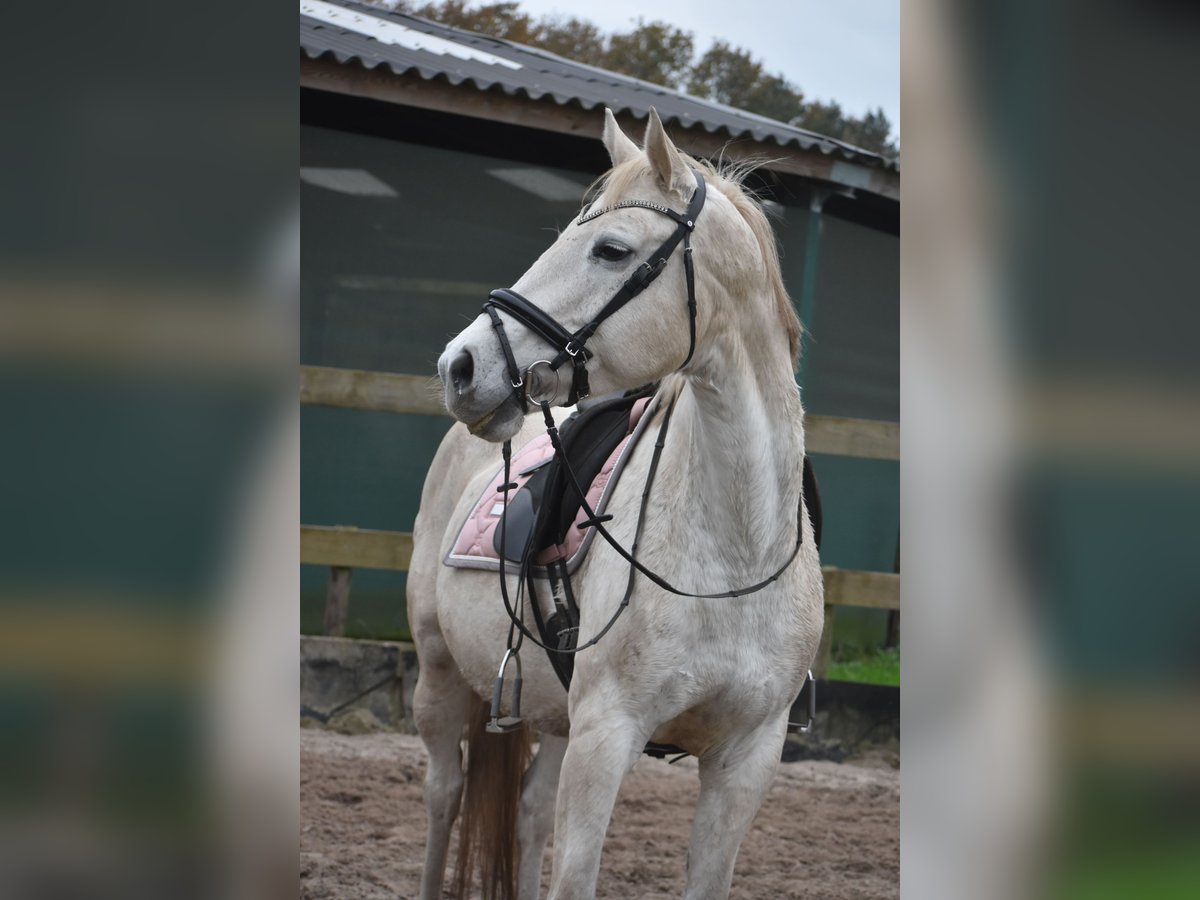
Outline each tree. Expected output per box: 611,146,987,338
743,72,805,124
842,107,897,158
533,16,606,67
394,2,898,159
793,99,846,139
405,1,535,43
795,101,897,158
688,42,804,123
688,42,765,108
603,20,694,89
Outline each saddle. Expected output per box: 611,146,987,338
495,386,658,569
445,386,656,577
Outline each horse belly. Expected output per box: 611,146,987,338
410,417,576,735
435,566,572,734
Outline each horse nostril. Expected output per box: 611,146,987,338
449,350,475,394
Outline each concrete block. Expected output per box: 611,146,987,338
300,636,416,732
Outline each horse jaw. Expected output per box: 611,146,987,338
464,396,525,442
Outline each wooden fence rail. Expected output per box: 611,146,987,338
301,366,446,418
300,365,900,673
301,525,415,571
301,525,897,674
302,525,898,608
300,365,900,461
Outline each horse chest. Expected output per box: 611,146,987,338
616,585,808,700
645,644,796,749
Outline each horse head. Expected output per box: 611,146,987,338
437,108,762,442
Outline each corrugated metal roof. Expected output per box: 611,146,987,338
300,0,898,173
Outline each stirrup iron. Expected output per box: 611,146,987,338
788,670,817,734
486,648,524,734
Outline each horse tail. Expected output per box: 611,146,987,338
454,690,533,900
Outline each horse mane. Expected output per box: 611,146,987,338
587,155,803,370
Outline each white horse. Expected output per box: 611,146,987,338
407,108,824,900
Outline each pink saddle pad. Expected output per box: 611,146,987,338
444,398,652,575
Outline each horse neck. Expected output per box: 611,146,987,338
655,300,805,581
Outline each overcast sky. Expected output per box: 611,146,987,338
511,0,899,136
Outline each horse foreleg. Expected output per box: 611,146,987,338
682,713,789,900
412,648,472,900
547,708,646,900
517,733,568,900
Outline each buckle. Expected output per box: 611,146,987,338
630,258,666,291
630,262,654,289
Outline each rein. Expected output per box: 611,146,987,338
479,166,803,732
492,395,677,661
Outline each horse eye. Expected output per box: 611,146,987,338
593,241,632,262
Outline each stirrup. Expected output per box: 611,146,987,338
486,648,524,734
788,670,817,734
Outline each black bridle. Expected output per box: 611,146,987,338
478,166,805,733
483,167,706,407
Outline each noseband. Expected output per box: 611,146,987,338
483,167,707,407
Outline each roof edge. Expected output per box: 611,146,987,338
300,53,899,202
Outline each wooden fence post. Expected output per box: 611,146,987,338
885,535,900,648
324,566,353,636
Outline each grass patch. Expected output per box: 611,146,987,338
1053,844,1200,900
827,646,900,686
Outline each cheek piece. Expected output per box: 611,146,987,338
482,167,706,408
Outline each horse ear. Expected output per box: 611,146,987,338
602,108,639,168
643,108,691,195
